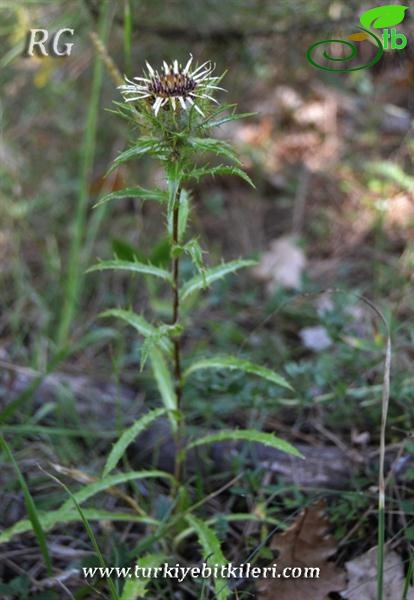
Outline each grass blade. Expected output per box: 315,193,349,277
378,332,391,600
123,0,132,73
0,510,159,545
56,1,111,348
41,467,119,600
0,436,52,574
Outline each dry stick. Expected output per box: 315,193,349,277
89,31,123,86
378,332,391,600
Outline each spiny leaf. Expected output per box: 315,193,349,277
87,259,172,283
61,470,172,511
186,164,255,187
181,259,256,300
0,510,158,545
188,137,241,165
121,553,168,599
149,348,177,429
187,429,303,458
108,138,165,172
360,5,408,29
103,409,167,477
166,161,182,238
183,239,206,285
94,187,167,208
100,309,173,355
140,323,182,371
198,102,238,125
184,354,292,390
206,112,256,129
186,515,230,600
0,436,52,574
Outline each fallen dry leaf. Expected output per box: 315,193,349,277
252,236,306,294
257,498,346,600
341,546,414,599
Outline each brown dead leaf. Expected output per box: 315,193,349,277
342,546,414,599
257,499,346,600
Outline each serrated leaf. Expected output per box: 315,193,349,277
360,5,408,29
149,348,177,429
189,137,241,165
108,138,164,173
187,429,303,458
183,239,206,285
103,409,167,477
87,259,172,283
61,470,172,511
140,323,182,371
121,553,168,599
186,164,255,187
184,354,293,390
100,309,173,355
181,259,256,301
186,515,230,600
166,161,182,238
94,187,167,208
206,112,256,129
0,510,158,545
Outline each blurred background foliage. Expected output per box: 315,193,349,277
0,0,413,404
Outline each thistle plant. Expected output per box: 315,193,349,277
86,54,303,596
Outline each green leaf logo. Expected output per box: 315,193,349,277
360,5,408,29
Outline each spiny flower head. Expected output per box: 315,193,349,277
118,54,225,117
